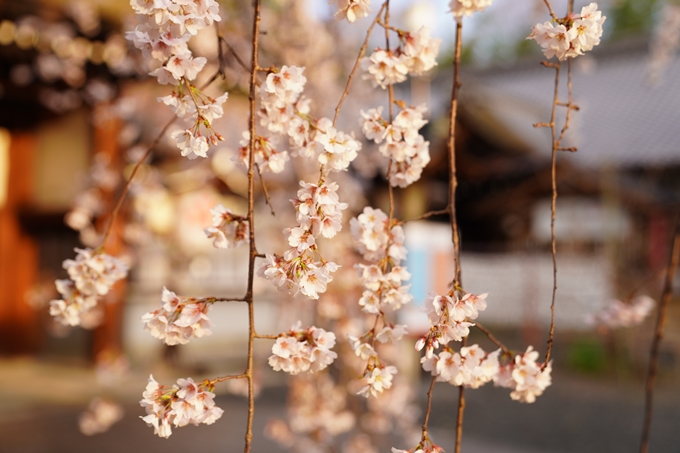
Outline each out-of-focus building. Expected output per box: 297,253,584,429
399,39,680,350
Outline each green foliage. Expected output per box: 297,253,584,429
608,0,662,38
567,339,607,374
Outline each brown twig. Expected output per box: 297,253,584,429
420,376,437,439
101,117,175,248
332,2,387,126
474,322,511,356
448,20,466,453
399,208,450,225
449,21,463,292
243,0,262,450
542,0,558,19
639,217,680,453
556,59,575,146
543,61,561,368
254,163,275,216
212,373,248,384
254,333,278,340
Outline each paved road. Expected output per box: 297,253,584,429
1,368,678,453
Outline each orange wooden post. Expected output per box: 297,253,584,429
0,133,40,355
91,105,127,358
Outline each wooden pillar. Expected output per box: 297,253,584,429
92,105,126,358
0,132,40,355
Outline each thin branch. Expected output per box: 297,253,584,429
448,20,463,290
254,334,278,340
543,61,561,367
222,37,252,75
454,340,467,453
101,117,175,248
212,297,248,303
556,59,575,146
255,163,275,216
449,20,466,453
200,23,228,89
420,376,437,439
332,2,387,126
542,0,558,19
474,322,511,356
212,373,248,384
639,217,680,453
399,208,450,224
243,0,262,450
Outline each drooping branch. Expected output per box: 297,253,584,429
101,117,175,248
332,2,387,126
449,19,466,453
543,61,561,367
243,0,262,450
639,217,680,453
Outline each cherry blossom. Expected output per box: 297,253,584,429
79,398,124,436
358,365,398,398
127,0,227,158
141,287,214,345
415,291,488,357
494,346,552,403
49,249,128,326
528,3,606,61
587,295,655,328
450,0,493,19
203,204,249,249
332,0,372,23
140,375,224,438
258,180,346,299
268,323,338,375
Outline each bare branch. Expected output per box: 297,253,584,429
640,217,680,453
332,3,387,126
255,163,275,216
102,117,175,248
474,322,512,356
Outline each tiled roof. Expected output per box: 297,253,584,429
459,43,680,168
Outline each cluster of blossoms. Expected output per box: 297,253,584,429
127,0,227,159
242,65,361,175
587,295,655,329
360,104,431,188
331,0,371,23
415,291,487,357
268,322,338,375
528,3,606,61
421,344,500,389
258,181,346,299
362,27,441,89
140,375,223,438
203,204,249,249
141,287,213,345
266,375,355,450
347,207,411,397
49,248,128,326
495,346,553,403
450,0,493,19
78,398,124,436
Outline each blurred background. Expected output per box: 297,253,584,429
0,0,679,452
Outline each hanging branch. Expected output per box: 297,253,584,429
543,60,561,368
448,19,466,453
332,3,387,126
243,0,263,450
639,217,680,453
101,117,175,248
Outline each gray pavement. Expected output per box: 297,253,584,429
1,358,679,453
